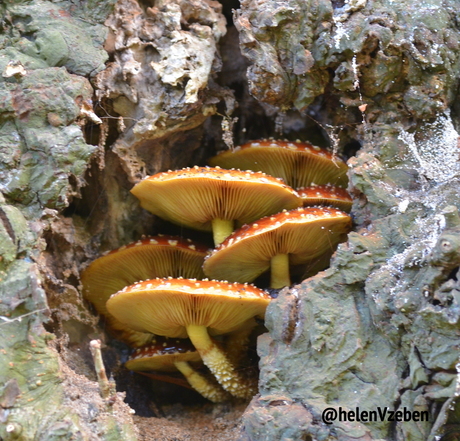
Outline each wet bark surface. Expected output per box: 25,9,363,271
1,0,460,440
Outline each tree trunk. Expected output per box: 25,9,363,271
1,0,459,440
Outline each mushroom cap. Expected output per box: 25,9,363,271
81,235,208,346
297,185,352,213
126,337,202,372
209,139,349,188
130,166,301,232
106,278,271,339
81,235,208,316
203,207,352,283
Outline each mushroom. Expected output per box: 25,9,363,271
203,207,352,289
130,166,301,245
81,235,209,346
209,139,349,189
106,278,271,399
126,337,229,403
297,185,352,213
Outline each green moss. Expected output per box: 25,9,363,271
1,0,109,77
0,68,96,210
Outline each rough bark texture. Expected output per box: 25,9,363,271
0,1,140,439
1,0,460,440
234,1,460,440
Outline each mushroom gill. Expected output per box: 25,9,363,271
209,139,349,189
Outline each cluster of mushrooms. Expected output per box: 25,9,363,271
81,139,353,402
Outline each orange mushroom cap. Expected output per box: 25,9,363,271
130,166,302,234
126,337,201,372
106,278,271,339
209,139,349,188
82,235,208,316
297,185,352,213
203,207,352,285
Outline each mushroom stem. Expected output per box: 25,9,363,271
212,218,234,246
270,253,291,289
174,361,229,403
186,324,256,399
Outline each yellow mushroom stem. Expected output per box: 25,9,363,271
186,324,256,399
211,218,234,246
270,253,291,289
174,360,229,403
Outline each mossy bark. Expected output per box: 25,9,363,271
0,0,140,438
1,0,459,440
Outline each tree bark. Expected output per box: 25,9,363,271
234,1,460,440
